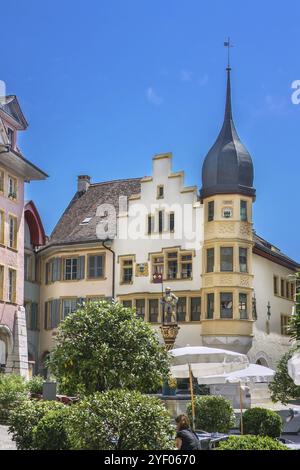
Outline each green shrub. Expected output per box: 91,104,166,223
8,399,64,449
187,396,235,433
67,389,175,450
217,435,288,450
27,375,44,395
243,407,283,438
0,374,27,423
33,407,71,450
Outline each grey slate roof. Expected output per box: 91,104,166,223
253,233,299,270
200,68,255,199
48,178,141,247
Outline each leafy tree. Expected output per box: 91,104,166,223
48,300,170,395
269,350,300,404
187,395,235,433
243,407,282,437
66,389,175,450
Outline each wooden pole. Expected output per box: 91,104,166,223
239,381,244,435
188,364,195,431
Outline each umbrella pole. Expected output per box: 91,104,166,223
188,364,195,431
239,381,244,435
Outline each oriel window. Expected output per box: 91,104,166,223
206,248,215,273
239,248,248,273
220,292,233,319
208,201,214,222
207,293,214,319
240,200,248,221
220,247,233,272
239,293,248,319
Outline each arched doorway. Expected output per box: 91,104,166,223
256,357,269,367
0,325,13,373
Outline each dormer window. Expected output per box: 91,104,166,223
157,185,164,199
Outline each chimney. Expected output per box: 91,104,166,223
77,175,91,193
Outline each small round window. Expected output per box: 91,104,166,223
222,207,233,219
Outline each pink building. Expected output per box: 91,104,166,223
0,94,47,377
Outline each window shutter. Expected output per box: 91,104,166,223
45,263,49,285
51,299,61,328
31,302,38,329
77,256,85,280
44,302,48,329
56,258,61,281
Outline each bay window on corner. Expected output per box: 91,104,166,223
239,247,248,273
220,247,233,272
239,293,248,319
220,292,233,319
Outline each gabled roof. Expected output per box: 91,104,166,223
253,233,299,271
0,95,28,130
46,177,142,248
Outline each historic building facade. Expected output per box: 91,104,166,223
35,66,298,372
0,95,47,377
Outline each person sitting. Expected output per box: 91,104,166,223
175,414,201,450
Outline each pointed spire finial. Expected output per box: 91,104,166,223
224,38,234,120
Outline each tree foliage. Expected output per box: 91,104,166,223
187,395,235,433
8,399,64,450
217,435,288,450
243,407,282,437
48,300,170,395
269,350,300,404
66,389,175,450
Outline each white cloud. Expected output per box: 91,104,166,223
146,87,163,106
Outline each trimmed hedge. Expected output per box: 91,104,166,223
243,407,283,438
187,395,235,433
217,435,288,450
8,399,65,450
33,407,71,450
66,389,176,450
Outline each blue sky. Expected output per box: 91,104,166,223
1,1,300,260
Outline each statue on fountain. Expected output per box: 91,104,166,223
161,287,178,325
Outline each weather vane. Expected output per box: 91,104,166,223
224,37,234,69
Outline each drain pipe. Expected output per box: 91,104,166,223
102,239,115,300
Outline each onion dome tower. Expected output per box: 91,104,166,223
200,56,256,354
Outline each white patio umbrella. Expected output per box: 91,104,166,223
197,363,275,434
288,352,300,386
169,346,249,429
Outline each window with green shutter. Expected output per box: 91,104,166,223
88,254,104,279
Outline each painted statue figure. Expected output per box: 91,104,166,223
160,287,178,324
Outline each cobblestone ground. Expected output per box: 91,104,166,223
0,425,16,450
